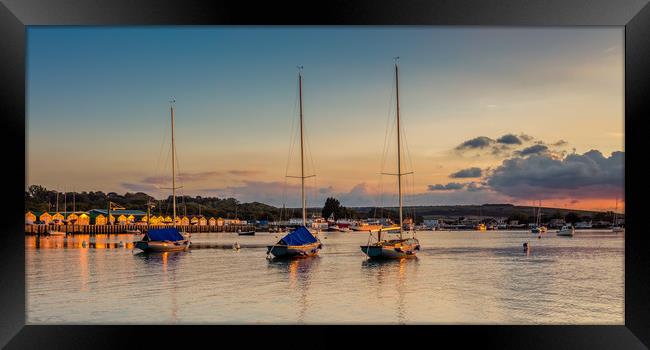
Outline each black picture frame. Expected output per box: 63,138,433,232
2,0,648,348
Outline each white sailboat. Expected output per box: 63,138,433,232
48,190,66,236
556,225,575,237
361,58,421,259
134,99,190,252
531,200,547,234
611,198,624,232
267,66,322,258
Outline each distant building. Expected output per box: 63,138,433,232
25,211,36,224
88,209,146,225
549,218,566,228
422,215,441,228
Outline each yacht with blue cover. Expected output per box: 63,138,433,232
267,226,322,258
133,100,190,253
134,227,190,252
267,67,322,259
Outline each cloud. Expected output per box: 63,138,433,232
319,186,334,194
486,150,624,200
449,167,483,178
428,182,467,191
228,170,263,176
140,169,261,186
142,171,223,185
551,140,568,147
515,144,549,156
121,182,160,193
455,136,495,150
519,134,534,142
496,134,522,145
455,133,538,157
467,182,487,192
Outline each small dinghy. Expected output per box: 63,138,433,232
267,226,322,258
237,230,255,236
134,228,190,253
556,225,574,237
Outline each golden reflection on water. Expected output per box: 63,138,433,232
362,257,419,324
26,234,135,250
268,257,320,323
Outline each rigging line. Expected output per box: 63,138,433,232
153,110,170,192
380,69,396,173
281,73,301,215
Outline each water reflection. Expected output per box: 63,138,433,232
267,257,321,323
362,258,419,324
26,234,135,250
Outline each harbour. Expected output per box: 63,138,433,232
26,230,624,324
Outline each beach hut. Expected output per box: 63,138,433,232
25,211,36,224
190,216,199,225
77,213,90,225
67,213,79,224
39,212,52,224
95,214,107,225
216,217,225,226
208,217,217,226
199,217,207,226
127,215,135,223
181,216,190,226
164,216,173,224
117,215,127,224
52,212,64,222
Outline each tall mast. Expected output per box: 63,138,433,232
64,189,67,219
170,99,177,228
395,58,403,239
298,66,306,227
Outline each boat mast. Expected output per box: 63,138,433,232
170,99,177,228
395,57,403,239
299,66,306,227
64,188,67,220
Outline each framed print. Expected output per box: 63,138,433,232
2,0,649,348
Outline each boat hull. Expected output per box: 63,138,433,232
267,242,322,258
360,238,420,259
134,240,190,252
238,231,255,236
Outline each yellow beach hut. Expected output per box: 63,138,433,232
39,212,52,224
25,211,36,224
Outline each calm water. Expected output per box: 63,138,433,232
26,230,624,324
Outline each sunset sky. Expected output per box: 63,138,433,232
26,27,624,211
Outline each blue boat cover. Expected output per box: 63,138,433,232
280,226,318,246
147,228,184,241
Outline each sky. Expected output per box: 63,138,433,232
26,27,624,211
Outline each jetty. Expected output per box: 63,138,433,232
25,223,256,235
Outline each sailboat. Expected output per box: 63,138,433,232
48,190,66,236
611,198,624,232
360,58,421,259
267,67,322,259
134,99,190,253
531,201,547,234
